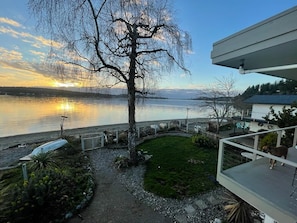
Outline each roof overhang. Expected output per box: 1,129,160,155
211,6,297,80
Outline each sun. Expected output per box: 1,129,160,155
58,99,74,112
53,81,79,88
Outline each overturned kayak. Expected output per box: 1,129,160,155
20,138,68,161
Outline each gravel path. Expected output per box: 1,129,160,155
68,148,173,223
69,148,226,223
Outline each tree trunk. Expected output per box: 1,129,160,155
216,118,220,134
127,24,138,164
127,82,137,164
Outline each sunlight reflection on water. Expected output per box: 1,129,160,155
0,95,209,137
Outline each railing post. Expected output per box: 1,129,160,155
115,130,119,144
137,127,140,138
293,127,297,147
92,138,95,149
217,139,225,175
81,137,85,151
253,134,259,149
276,130,282,147
101,135,104,147
22,163,28,182
253,134,259,160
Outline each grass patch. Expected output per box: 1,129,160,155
137,135,218,199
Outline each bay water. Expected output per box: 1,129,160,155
0,95,210,137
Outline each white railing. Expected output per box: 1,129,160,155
217,125,297,174
217,125,297,222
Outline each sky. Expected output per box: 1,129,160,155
0,1,296,93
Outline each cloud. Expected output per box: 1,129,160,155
187,83,209,90
0,47,51,80
0,47,23,61
0,54,90,87
185,49,195,54
0,58,53,87
0,26,62,49
0,18,67,86
33,35,62,48
0,68,53,87
29,50,46,58
0,17,21,27
180,72,187,78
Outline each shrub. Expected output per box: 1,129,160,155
6,169,72,222
259,132,277,149
224,191,254,223
29,152,58,170
2,168,94,223
192,134,216,149
114,155,130,169
219,123,234,131
0,144,95,223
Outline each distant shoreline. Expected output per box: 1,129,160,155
0,86,167,99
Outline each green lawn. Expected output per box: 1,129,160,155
137,135,218,199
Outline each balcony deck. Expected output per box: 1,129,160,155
217,127,297,223
223,150,297,218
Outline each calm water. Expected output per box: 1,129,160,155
0,95,210,137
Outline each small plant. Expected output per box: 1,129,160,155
114,155,130,169
192,134,217,149
224,191,253,223
219,123,234,131
29,152,58,170
259,132,277,149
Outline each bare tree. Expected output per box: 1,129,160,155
28,0,191,164
203,75,236,133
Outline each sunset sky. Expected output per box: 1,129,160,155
0,1,296,92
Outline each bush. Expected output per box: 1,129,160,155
224,191,254,223
114,155,130,169
259,132,277,149
219,123,234,131
0,143,95,223
2,169,94,223
29,152,58,170
192,134,217,149
5,169,72,222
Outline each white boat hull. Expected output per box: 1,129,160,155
20,139,68,161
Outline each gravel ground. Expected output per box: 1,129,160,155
87,148,227,223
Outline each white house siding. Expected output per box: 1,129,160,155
249,104,287,132
251,104,285,120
